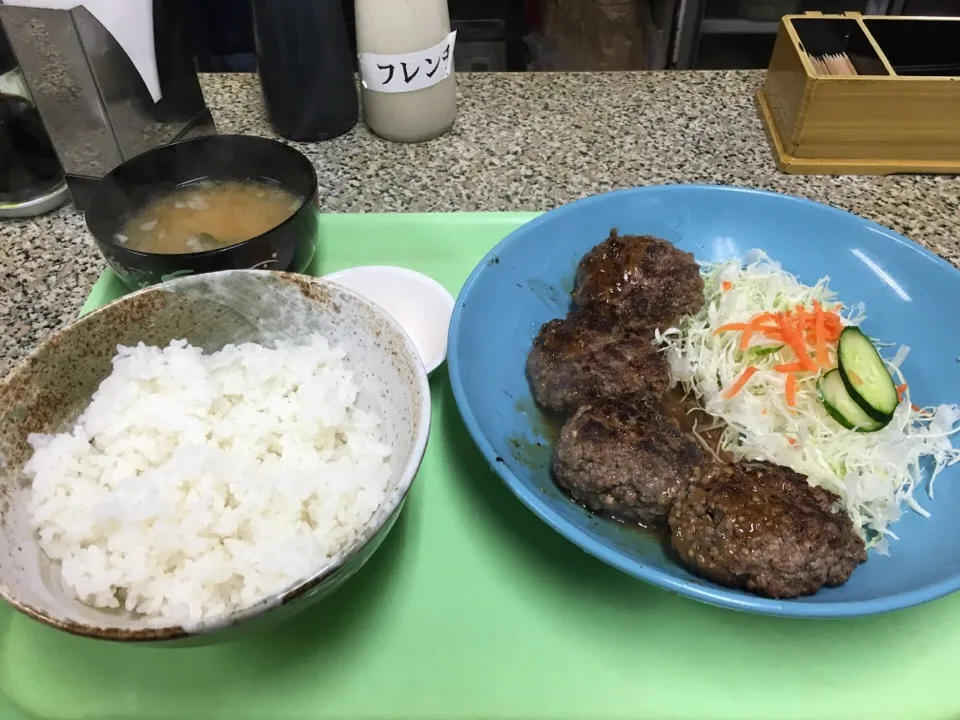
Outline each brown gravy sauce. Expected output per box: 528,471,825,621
660,386,734,464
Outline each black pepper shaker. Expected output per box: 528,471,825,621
251,0,358,142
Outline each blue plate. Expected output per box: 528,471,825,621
447,185,960,618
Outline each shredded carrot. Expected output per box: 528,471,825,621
823,313,843,329
849,371,864,386
777,314,817,372
822,314,843,344
785,372,798,407
723,366,758,399
787,437,797,445
774,361,807,374
721,280,733,291
714,322,749,335
754,322,781,332
714,302,847,406
755,328,785,342
751,312,779,327
794,304,808,336
812,300,829,368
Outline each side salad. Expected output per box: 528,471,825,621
657,251,960,550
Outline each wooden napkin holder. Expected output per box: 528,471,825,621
756,11,960,175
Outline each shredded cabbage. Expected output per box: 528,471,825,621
657,251,960,551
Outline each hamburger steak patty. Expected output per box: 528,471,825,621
669,461,867,598
553,396,707,526
527,310,671,414
573,230,705,329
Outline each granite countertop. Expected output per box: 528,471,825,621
1,70,958,374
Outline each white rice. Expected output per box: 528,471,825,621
24,336,393,626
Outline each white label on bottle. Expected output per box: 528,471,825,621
359,30,457,94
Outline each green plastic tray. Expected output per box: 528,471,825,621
4,212,960,720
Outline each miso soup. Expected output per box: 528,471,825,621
118,179,303,255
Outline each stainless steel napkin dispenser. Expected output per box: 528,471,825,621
0,0,214,211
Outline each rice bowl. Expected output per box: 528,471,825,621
0,270,431,643
28,335,394,627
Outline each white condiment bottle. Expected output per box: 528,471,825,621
354,0,457,143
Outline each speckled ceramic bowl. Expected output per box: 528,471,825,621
0,270,430,644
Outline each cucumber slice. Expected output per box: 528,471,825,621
817,369,887,432
837,327,898,422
